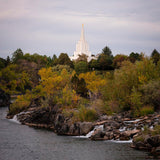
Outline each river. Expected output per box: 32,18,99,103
0,106,152,160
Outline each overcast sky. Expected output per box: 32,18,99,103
0,0,160,58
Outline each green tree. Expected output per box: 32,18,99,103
151,49,160,65
0,58,7,70
74,61,88,74
12,48,24,63
102,46,113,58
6,56,11,65
98,53,113,70
58,53,74,68
52,54,58,66
129,52,142,63
76,53,88,62
88,59,99,70
97,45,114,70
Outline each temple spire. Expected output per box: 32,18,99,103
70,24,92,61
80,24,85,41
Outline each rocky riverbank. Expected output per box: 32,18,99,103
7,97,160,157
131,134,160,158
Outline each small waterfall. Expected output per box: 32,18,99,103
9,115,21,124
76,125,104,138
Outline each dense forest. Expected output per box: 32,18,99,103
1,47,160,121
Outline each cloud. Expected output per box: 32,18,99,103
0,0,160,58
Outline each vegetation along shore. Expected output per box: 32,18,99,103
1,46,160,158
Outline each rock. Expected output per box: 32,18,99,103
123,129,140,138
133,141,146,150
105,126,113,132
132,134,160,157
67,123,80,136
90,128,105,140
79,122,94,135
0,89,10,107
104,121,120,130
155,146,160,155
147,135,160,147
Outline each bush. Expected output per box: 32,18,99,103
74,61,88,74
139,105,154,116
152,125,160,135
9,90,34,115
130,87,142,116
74,105,98,122
94,100,120,115
140,81,160,111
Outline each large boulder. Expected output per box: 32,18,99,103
132,134,160,156
147,135,160,148
79,122,94,135
90,128,105,140
0,89,10,107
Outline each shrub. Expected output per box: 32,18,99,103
9,90,33,115
94,100,120,115
152,125,160,135
139,105,154,116
140,81,160,111
130,87,142,116
74,105,98,122
134,135,145,143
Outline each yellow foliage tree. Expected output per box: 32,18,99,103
79,71,106,98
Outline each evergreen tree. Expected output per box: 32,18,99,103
12,48,24,63
151,49,160,65
57,53,74,68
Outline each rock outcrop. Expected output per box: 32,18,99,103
132,135,160,158
15,104,94,136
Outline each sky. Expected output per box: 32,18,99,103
0,0,160,59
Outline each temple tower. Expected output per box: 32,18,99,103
70,24,91,61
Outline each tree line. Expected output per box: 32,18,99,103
1,46,160,120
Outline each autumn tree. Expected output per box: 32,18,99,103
113,54,128,68
71,74,88,97
0,64,31,94
79,71,106,99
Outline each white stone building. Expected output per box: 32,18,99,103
70,24,93,62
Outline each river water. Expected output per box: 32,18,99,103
0,106,152,160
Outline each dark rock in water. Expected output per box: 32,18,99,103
155,146,160,155
132,134,160,156
79,122,94,135
90,128,105,140
147,135,160,148
0,89,10,107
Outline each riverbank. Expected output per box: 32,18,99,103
7,101,160,158
1,106,150,160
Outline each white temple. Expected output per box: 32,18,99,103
70,24,92,61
